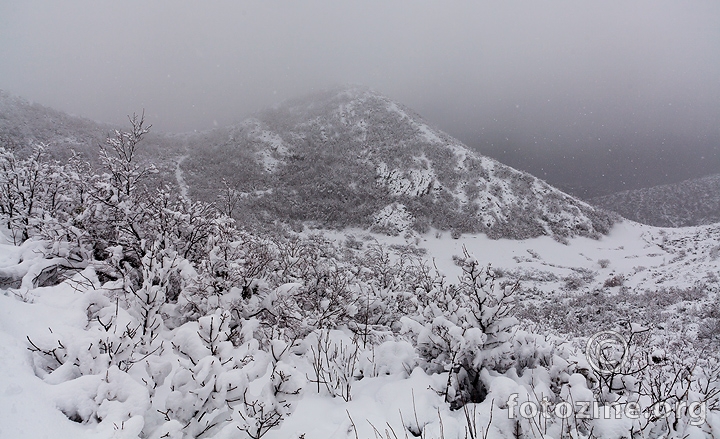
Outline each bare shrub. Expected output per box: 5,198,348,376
563,274,585,291
603,274,624,287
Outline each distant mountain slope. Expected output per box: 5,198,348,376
182,86,616,239
591,173,720,227
0,90,112,160
0,89,184,187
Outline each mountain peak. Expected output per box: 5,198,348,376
181,87,616,240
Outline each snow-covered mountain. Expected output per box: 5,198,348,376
0,90,112,160
181,87,616,240
0,87,616,240
591,173,720,227
0,90,187,191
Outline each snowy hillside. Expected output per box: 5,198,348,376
181,87,616,240
0,90,184,189
591,173,720,227
0,90,112,160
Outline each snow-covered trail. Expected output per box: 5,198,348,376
175,154,189,200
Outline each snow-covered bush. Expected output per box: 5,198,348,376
180,223,276,322
0,145,57,243
582,326,720,438
402,247,518,409
159,313,247,437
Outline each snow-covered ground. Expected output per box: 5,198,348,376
2,220,719,438
333,220,720,294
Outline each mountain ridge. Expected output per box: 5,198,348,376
181,86,617,239
591,172,720,227
0,89,186,189
0,89,113,159
0,86,617,240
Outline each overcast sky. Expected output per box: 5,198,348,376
1,1,719,196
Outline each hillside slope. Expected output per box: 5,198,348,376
182,87,616,239
0,90,112,160
0,89,186,189
591,173,720,227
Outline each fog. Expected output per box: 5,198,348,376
1,1,719,197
